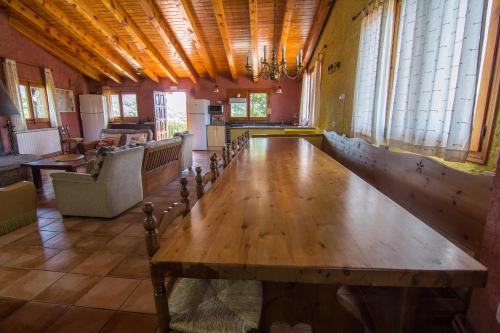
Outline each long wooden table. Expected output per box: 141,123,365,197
151,138,487,331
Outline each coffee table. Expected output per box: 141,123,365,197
22,156,90,189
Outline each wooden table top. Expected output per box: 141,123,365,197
21,156,89,168
153,138,487,288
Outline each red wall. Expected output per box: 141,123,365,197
0,9,89,152
468,155,500,333
88,74,302,123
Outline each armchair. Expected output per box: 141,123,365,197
0,181,36,235
51,146,144,218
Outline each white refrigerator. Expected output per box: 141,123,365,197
79,94,108,141
187,99,210,150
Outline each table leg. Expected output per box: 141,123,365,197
31,168,43,189
399,287,420,333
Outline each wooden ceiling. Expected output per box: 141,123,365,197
1,0,332,83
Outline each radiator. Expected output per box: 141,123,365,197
16,128,62,156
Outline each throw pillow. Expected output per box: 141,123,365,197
126,133,148,145
97,133,121,147
89,146,114,178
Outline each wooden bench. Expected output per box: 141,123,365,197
142,137,183,196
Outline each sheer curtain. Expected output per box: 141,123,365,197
299,73,311,126
101,86,112,126
44,68,61,127
352,0,393,144
309,59,322,128
388,0,485,161
2,59,27,131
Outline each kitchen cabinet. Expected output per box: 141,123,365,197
207,125,226,149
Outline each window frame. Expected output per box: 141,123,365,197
227,89,270,121
109,91,139,121
18,80,50,124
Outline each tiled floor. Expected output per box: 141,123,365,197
0,151,214,332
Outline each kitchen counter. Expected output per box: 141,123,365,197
229,126,320,146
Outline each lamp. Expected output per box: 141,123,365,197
213,84,220,93
0,80,20,155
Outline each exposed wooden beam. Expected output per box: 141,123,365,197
279,0,296,62
10,18,102,82
1,0,121,83
100,0,178,84
299,0,334,75
249,0,258,81
63,0,160,83
178,0,216,81
138,0,198,83
212,0,237,81
32,0,139,82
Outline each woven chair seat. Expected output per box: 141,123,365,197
169,278,263,333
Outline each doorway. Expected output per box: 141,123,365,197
165,91,187,138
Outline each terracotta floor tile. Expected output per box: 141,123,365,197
0,267,29,290
73,234,114,251
41,220,82,232
120,280,156,314
34,273,100,304
0,227,34,246
38,209,63,219
36,217,61,228
75,277,140,310
108,255,149,279
105,235,143,253
109,213,143,224
70,221,107,233
0,247,27,265
36,250,92,272
95,222,131,235
71,251,126,275
0,301,68,333
3,247,62,269
45,306,114,333
0,297,26,320
43,231,87,249
101,311,158,333
0,270,63,300
119,223,144,237
11,231,60,247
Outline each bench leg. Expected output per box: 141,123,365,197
150,263,171,333
399,287,419,333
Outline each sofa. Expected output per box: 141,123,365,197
77,128,153,156
51,146,144,218
0,181,36,235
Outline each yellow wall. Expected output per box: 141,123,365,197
310,0,365,134
309,0,498,174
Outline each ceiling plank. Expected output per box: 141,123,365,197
299,0,334,76
138,0,197,83
249,0,258,82
62,0,159,83
178,0,216,81
1,0,121,83
100,0,178,84
212,0,237,81
10,18,102,82
279,0,296,62
32,0,139,82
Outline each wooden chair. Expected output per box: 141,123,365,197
58,125,83,154
143,178,263,333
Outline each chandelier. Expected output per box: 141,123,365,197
245,1,303,81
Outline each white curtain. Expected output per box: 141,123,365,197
44,68,61,127
352,0,393,144
101,86,112,126
2,59,27,131
388,0,485,161
299,73,311,126
309,59,322,128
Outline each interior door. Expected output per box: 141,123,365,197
154,91,167,140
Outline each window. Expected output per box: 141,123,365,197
351,0,488,163
18,81,49,123
109,92,138,120
228,90,269,120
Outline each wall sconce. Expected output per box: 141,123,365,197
275,85,283,94
213,84,220,93
328,62,341,74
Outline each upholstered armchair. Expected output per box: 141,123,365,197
0,181,36,235
51,146,144,218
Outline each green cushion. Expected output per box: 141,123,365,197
169,279,262,333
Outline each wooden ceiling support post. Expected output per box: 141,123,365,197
212,0,238,81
